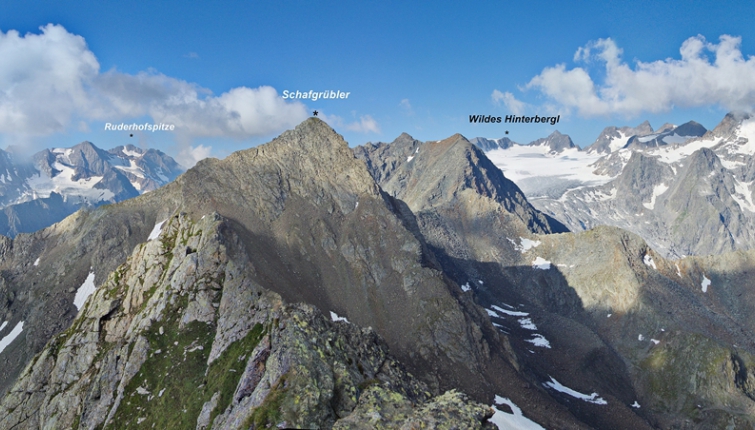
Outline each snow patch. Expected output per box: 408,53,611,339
330,311,350,323
701,275,711,293
508,237,541,253
491,305,528,317
651,339,660,345
148,220,166,241
489,395,546,430
121,147,143,158
638,334,644,341
532,257,551,270
25,162,115,202
732,180,755,212
518,318,538,330
486,145,613,196
643,254,657,270
526,334,552,348
544,376,607,405
33,258,40,266
632,401,641,408
608,130,632,152
74,272,96,310
676,264,682,278
642,183,669,210
461,283,471,292
0,321,24,355
0,321,6,332
406,155,414,162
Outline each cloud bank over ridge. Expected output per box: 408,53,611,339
0,24,309,141
496,35,755,118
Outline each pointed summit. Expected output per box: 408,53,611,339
707,111,752,138
528,130,576,153
356,132,567,234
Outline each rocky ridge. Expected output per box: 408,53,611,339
0,213,495,429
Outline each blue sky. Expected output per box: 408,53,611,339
1,0,754,165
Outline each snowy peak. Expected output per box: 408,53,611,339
586,121,656,154
527,130,576,153
106,144,183,192
707,112,752,139
625,121,707,150
0,141,183,237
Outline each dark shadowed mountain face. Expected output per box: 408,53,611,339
3,119,755,429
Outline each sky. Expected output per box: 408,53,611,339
0,0,754,166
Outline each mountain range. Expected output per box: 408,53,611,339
476,112,755,259
1,117,755,428
0,142,183,237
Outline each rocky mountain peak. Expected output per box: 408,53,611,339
635,120,653,134
707,111,753,139
356,132,567,234
529,130,576,152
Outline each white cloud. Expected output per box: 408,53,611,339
0,24,98,136
0,24,309,143
320,112,380,134
345,115,380,133
175,143,212,168
399,98,414,115
525,35,755,117
491,89,526,115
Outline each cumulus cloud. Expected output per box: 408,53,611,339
0,24,309,142
399,98,414,116
491,89,526,115
320,112,380,134
524,35,755,117
175,143,212,168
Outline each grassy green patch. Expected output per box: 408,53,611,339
206,323,265,424
245,373,289,429
105,318,214,430
104,314,266,430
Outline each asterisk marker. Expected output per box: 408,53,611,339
313,110,319,116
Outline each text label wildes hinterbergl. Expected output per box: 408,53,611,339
469,114,560,125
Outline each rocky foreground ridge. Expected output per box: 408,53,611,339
0,213,494,429
2,119,755,428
